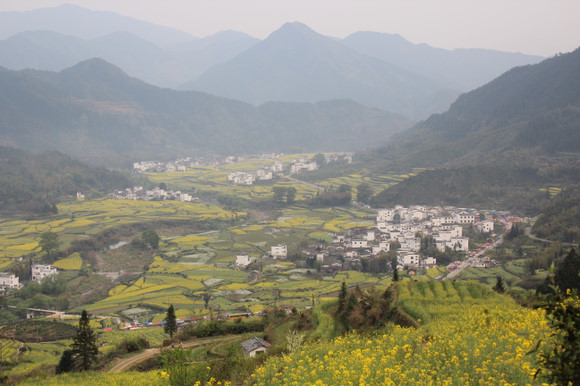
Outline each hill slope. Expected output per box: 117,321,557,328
188,22,458,120
366,47,580,168
0,59,409,166
0,145,132,214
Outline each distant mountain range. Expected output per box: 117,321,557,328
341,31,543,93
0,30,258,88
187,22,458,120
0,4,193,47
0,58,409,166
0,5,542,120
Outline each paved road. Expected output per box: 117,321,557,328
108,335,242,372
443,237,503,281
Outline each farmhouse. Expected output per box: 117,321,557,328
31,264,58,283
0,272,19,290
271,244,287,259
241,336,271,357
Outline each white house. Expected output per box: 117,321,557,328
235,254,252,268
398,252,420,268
377,209,395,222
271,244,287,259
455,212,477,224
0,272,19,289
31,264,58,283
475,220,494,233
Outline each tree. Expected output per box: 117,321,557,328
142,229,160,250
554,248,580,292
286,187,297,204
493,275,505,293
337,281,347,314
39,231,60,261
356,183,373,205
312,153,327,168
55,349,75,374
535,284,580,384
70,310,99,371
392,268,399,282
164,304,178,338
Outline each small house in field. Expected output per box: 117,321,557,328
241,336,271,357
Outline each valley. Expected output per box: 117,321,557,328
0,3,579,384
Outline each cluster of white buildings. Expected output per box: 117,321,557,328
289,159,318,174
0,264,58,291
133,157,217,173
109,186,198,202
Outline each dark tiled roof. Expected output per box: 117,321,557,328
241,336,271,353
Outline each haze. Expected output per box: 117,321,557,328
1,0,579,57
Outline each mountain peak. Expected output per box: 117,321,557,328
267,22,319,40
59,58,131,82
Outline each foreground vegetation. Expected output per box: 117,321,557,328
251,281,551,385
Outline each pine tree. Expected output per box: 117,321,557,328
392,268,399,282
164,304,178,338
70,310,99,371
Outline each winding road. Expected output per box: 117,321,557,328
107,334,244,372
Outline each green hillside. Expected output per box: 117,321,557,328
0,146,132,214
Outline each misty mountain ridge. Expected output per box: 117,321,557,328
342,31,543,92
0,58,410,166
362,47,580,168
0,29,258,88
0,4,194,47
188,22,459,120
0,5,543,120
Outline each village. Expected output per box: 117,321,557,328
234,205,523,278
132,153,353,185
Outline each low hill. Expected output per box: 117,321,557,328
0,59,409,166
0,146,132,214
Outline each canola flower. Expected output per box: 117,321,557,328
251,282,552,385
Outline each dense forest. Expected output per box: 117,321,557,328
0,146,132,214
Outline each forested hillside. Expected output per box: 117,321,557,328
532,188,580,242
370,165,580,215
0,59,409,166
0,146,132,214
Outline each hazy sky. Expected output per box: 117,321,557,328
1,0,579,56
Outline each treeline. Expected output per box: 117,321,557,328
0,146,133,214
371,165,580,216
